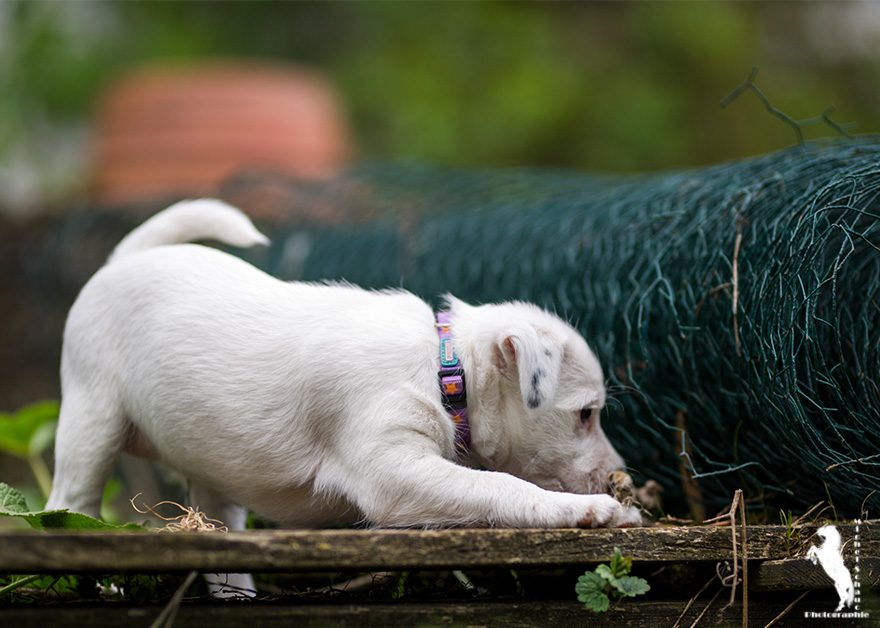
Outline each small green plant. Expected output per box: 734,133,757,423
780,508,796,541
575,547,650,613
0,482,140,531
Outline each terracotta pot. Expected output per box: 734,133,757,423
89,61,351,213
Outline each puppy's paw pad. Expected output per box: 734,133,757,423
577,512,595,528
575,495,618,529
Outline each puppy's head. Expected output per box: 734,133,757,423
449,297,626,495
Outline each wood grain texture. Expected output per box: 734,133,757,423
0,594,857,628
0,524,874,575
752,556,880,591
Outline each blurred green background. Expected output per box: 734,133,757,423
1,0,879,214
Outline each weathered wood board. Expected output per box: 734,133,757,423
0,594,868,628
1,525,877,627
0,524,874,575
752,557,880,591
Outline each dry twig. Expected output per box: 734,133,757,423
715,490,748,627
688,586,724,628
130,493,228,533
148,570,198,628
732,230,743,357
762,591,809,628
671,576,715,628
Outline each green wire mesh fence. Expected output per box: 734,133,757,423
21,136,880,519
257,137,880,518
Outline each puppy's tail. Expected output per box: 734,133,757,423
108,199,269,264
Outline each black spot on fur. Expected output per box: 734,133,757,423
531,369,546,389
528,369,545,408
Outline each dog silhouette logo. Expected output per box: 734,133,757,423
806,524,855,612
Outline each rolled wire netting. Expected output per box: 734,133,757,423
257,137,880,518
20,136,880,519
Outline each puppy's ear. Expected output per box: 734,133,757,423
500,326,563,411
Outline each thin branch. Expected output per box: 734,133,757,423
762,591,809,628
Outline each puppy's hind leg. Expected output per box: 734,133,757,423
188,484,256,598
46,389,126,519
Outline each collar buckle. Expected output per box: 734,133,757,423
439,367,467,410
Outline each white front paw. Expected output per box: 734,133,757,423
609,504,644,528
575,494,642,528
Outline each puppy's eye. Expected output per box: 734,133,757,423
580,408,593,424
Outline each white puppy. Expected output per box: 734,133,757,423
47,199,641,593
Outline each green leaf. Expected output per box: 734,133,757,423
0,483,141,531
596,563,631,597
595,550,647,599
0,401,59,458
575,571,611,612
0,482,30,514
609,546,632,577
594,563,617,584
577,550,649,613
615,575,651,598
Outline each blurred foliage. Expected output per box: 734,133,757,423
0,401,58,499
1,1,879,204
0,400,131,525
0,400,57,460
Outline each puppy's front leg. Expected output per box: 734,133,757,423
188,484,256,598
336,442,638,528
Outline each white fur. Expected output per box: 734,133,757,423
806,525,855,612
47,199,641,595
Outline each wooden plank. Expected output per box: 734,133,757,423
2,525,874,575
0,594,857,628
1,524,874,575
751,556,880,591
0,526,778,574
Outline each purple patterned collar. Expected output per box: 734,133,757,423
436,311,470,454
